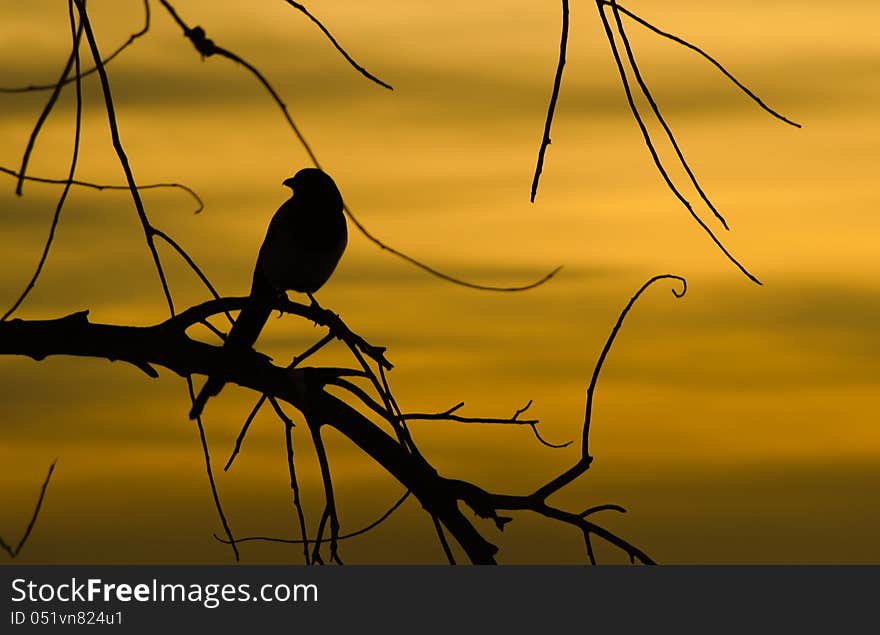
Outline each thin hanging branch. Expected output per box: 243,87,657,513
2,7,84,322
213,490,412,547
284,418,311,565
0,460,57,559
75,0,174,313
0,167,204,213
0,0,151,94
530,0,800,283
530,0,569,203
608,1,729,229
610,2,801,128
14,19,80,196
186,374,240,561
595,2,761,284
281,1,392,90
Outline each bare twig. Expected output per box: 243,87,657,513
151,228,230,322
432,515,457,565
530,0,569,203
610,2,801,128
595,2,761,284
76,0,175,313
580,503,626,517
0,167,204,213
14,16,79,196
608,1,729,229
2,5,84,322
186,375,240,561
213,490,412,547
307,421,342,564
281,1,392,90
344,204,565,292
284,418,311,564
534,274,686,499
223,395,265,472
0,0,151,94
0,460,57,559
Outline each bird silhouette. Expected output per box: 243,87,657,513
189,168,347,419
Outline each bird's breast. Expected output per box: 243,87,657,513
258,202,347,294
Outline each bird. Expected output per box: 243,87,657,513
189,168,347,419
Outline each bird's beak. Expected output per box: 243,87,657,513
282,177,296,190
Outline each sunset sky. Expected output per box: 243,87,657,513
1,0,878,564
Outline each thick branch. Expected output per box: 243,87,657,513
0,311,498,563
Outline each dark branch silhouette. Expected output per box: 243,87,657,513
596,3,761,284
530,0,800,283
0,461,56,559
608,2,728,229
0,274,685,564
531,0,569,203
213,490,411,548
611,3,801,128
281,1,393,90
1,2,785,565
1,166,204,213
0,0,150,94
2,4,83,321
72,0,240,559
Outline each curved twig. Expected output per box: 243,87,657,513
344,203,564,292
281,1,392,90
596,3,760,284
213,490,412,547
2,5,84,322
0,0,151,94
532,274,686,500
609,2,801,128
1,167,204,213
608,2,729,229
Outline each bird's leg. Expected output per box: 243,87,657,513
306,292,338,327
306,292,323,326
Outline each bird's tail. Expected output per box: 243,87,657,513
189,283,274,420
189,375,225,420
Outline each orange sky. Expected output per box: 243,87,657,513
1,1,879,564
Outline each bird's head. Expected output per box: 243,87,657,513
283,168,341,201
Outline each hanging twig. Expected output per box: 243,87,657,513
214,491,412,547
530,0,569,203
608,1,729,229
0,460,57,559
0,0,151,94
595,3,761,284
0,167,204,213
284,418,311,564
2,7,84,321
281,1,392,90
610,2,801,128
